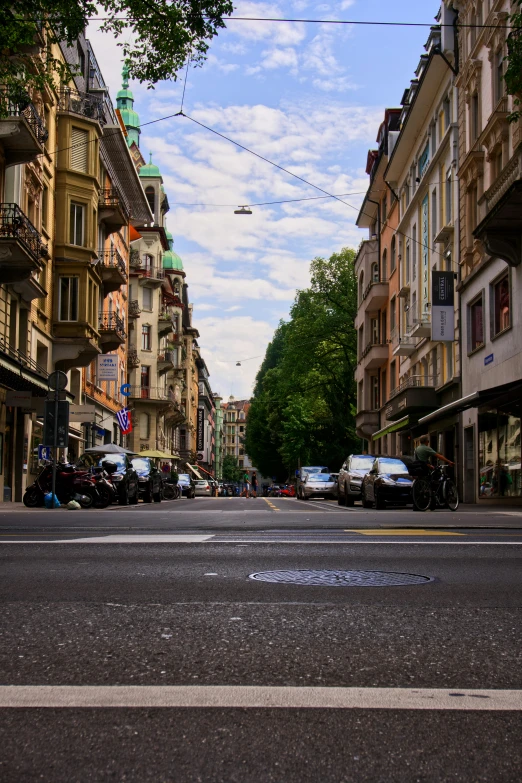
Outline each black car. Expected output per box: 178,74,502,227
131,457,162,503
360,457,413,509
77,452,139,505
177,473,196,498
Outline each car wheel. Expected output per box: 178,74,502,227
361,486,372,509
375,490,386,510
345,494,355,507
337,490,345,506
190,490,195,499
153,485,162,503
143,484,153,503
118,484,129,506
130,487,139,505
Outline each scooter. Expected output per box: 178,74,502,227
23,461,112,508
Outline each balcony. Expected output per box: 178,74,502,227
0,203,48,284
391,327,417,357
407,310,431,339
157,349,175,374
97,248,127,294
0,89,48,165
98,311,126,353
128,386,177,405
128,299,141,318
398,282,410,298
58,89,105,125
158,312,175,336
362,278,389,311
128,348,140,368
359,339,388,370
129,249,142,268
355,409,380,441
384,375,438,421
138,267,165,287
98,188,130,233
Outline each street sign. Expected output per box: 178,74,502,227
38,445,51,461
97,355,119,381
69,405,96,422
48,370,68,391
43,400,69,447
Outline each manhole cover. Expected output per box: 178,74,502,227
249,570,433,587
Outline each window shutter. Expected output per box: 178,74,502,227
71,127,88,172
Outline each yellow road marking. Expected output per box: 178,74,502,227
263,498,279,512
344,529,465,536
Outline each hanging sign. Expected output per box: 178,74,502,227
431,271,455,341
196,407,205,452
97,355,119,381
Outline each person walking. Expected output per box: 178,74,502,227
251,471,258,498
243,471,250,498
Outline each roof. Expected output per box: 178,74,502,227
139,153,161,179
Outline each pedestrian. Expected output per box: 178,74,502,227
251,471,258,498
243,471,250,498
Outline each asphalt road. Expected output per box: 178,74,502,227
1,498,521,781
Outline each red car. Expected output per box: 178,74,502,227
279,484,296,497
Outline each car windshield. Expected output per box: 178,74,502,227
378,459,409,474
178,474,191,482
351,457,376,470
78,453,127,471
303,466,327,475
131,458,151,473
308,474,333,482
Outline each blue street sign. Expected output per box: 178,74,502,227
484,354,494,366
120,383,131,397
38,445,51,461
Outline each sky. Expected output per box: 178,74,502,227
87,1,437,399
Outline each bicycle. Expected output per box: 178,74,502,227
411,463,459,512
161,478,180,500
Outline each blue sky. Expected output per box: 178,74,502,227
88,1,437,398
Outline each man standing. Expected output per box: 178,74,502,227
251,472,258,498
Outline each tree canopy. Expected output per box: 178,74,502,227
245,247,360,480
222,454,242,483
1,0,233,96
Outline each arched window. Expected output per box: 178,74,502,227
145,186,155,216
391,236,396,272
359,271,364,303
381,249,387,280
371,262,379,283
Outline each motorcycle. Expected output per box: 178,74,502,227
23,461,113,509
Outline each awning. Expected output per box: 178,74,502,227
372,416,409,441
139,449,178,459
186,464,204,480
194,464,216,480
417,393,479,427
418,380,522,427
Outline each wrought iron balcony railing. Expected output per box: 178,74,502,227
0,334,47,378
141,267,165,280
129,386,176,402
0,203,48,263
0,88,48,144
59,88,105,125
129,249,141,267
389,374,438,399
97,248,127,277
128,348,140,367
98,311,126,338
98,187,130,219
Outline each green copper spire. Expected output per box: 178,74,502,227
163,222,184,271
139,152,162,178
116,63,140,147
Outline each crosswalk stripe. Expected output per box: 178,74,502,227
0,685,521,710
345,529,465,536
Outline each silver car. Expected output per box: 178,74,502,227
298,473,337,500
194,479,212,497
337,454,376,506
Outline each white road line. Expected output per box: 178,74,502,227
0,685,521,710
1,539,522,545
0,535,216,544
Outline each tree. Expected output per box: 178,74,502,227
222,454,242,483
1,0,233,100
245,247,360,478
500,4,522,122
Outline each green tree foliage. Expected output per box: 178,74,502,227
502,3,522,122
222,454,242,483
245,247,360,478
1,0,233,99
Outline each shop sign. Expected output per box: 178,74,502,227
5,390,32,407
97,355,119,381
431,271,455,341
196,407,205,452
69,405,96,422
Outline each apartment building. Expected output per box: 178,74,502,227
196,357,215,475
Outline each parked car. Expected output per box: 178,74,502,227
337,454,377,506
131,456,162,503
177,473,196,498
194,479,212,497
298,473,338,500
77,451,139,505
360,457,413,509
297,465,329,496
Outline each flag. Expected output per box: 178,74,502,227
116,407,132,435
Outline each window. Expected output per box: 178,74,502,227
71,128,88,172
493,274,510,336
69,202,85,246
382,249,387,279
381,370,387,405
42,186,48,230
471,93,480,142
142,287,153,310
495,50,504,104
431,123,437,156
390,360,397,394
469,295,484,352
382,194,387,223
418,142,429,179
371,262,379,283
432,188,438,239
468,185,478,239
406,241,411,283
142,253,153,272
445,170,452,224
371,376,379,409
443,96,451,130
145,187,155,216
371,318,379,344
491,148,502,181
140,366,150,395
77,44,85,76
412,225,417,281
59,276,79,321
141,324,151,351
390,297,396,332
139,413,150,439
391,235,396,272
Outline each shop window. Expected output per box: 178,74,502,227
141,324,151,350
492,274,510,336
479,409,521,498
59,276,79,321
469,294,484,352
69,202,85,245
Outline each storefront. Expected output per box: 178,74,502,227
478,403,521,499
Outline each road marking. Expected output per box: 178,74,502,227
0,685,521,710
346,529,465,536
263,498,279,512
0,535,216,544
